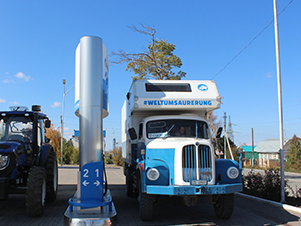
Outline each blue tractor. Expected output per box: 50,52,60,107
0,105,58,216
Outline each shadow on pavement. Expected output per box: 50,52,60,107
0,184,77,226
0,183,299,226
109,184,301,226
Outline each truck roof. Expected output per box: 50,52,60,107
0,110,48,120
126,80,221,115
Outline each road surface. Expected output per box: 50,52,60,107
0,165,300,225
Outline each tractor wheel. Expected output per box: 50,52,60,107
126,168,134,197
213,193,234,219
45,150,58,202
26,166,46,217
139,189,154,221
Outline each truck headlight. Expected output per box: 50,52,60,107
0,155,10,170
147,168,160,181
227,166,239,179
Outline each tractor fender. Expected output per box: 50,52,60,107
40,144,54,167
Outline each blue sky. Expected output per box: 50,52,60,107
1,0,300,151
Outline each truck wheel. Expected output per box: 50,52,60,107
126,169,134,197
213,193,234,219
26,167,46,217
139,190,154,221
45,150,58,202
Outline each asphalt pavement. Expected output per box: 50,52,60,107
0,165,301,226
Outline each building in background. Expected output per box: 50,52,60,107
254,137,299,168
241,146,258,165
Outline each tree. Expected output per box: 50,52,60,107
111,147,124,166
285,135,301,172
104,151,113,165
61,140,79,165
45,125,79,165
45,124,61,158
207,111,223,156
216,136,240,162
111,24,186,80
207,111,222,141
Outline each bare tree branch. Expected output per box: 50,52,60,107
110,24,185,80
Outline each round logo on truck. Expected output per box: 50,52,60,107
198,84,208,91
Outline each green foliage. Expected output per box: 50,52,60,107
57,139,79,165
111,147,124,166
104,151,113,165
242,169,287,202
111,24,186,80
285,135,301,172
126,39,185,80
71,147,79,165
104,147,123,166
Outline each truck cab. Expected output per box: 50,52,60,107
122,80,242,221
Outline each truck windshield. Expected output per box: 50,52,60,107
0,117,33,143
146,119,209,139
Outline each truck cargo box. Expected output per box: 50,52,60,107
125,80,221,116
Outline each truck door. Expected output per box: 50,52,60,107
137,122,146,161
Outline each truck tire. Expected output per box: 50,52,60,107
139,190,154,221
213,193,234,219
126,169,134,197
45,150,58,202
26,166,46,217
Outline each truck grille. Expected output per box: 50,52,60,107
182,145,212,183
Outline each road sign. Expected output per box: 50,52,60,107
80,161,104,203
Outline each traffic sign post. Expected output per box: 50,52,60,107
80,161,104,205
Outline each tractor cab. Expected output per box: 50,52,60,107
0,105,57,217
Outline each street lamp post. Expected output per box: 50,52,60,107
61,79,75,166
273,0,285,203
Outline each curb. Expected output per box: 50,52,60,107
236,192,301,214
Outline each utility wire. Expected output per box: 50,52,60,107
211,0,294,80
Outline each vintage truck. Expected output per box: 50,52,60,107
121,80,242,221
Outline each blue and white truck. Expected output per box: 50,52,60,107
122,80,242,221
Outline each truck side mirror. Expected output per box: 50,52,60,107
128,128,137,140
45,119,51,128
216,127,223,138
45,137,50,143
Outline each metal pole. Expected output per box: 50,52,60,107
223,112,227,159
273,0,285,203
252,128,254,167
79,36,104,169
61,80,66,166
61,80,75,167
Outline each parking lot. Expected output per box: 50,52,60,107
1,165,301,226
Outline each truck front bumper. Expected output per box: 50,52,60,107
146,183,242,196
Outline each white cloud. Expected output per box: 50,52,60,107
9,101,20,105
265,72,272,78
14,72,32,81
64,131,74,138
64,127,70,131
0,98,6,103
51,101,61,108
3,79,15,83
